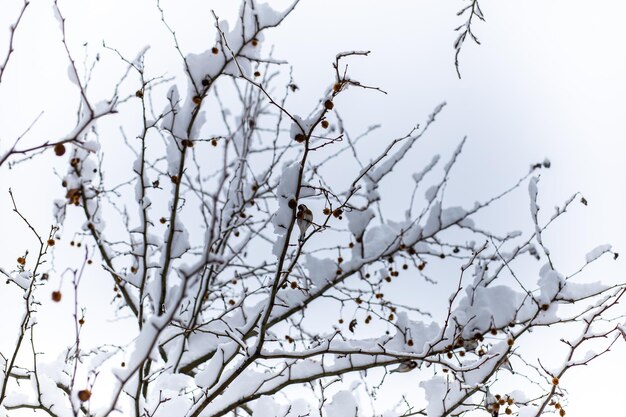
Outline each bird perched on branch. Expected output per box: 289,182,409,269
390,360,418,373
296,204,313,242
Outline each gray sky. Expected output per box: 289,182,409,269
0,0,624,415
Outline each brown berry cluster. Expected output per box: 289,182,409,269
490,394,516,415
549,400,566,416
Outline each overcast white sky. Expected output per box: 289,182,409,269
1,0,624,415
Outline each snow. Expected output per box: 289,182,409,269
81,139,100,153
463,341,511,386
419,376,447,416
370,103,446,186
441,206,469,228
289,115,311,140
255,2,290,28
518,406,540,417
252,397,309,417
585,244,612,263
412,154,440,184
528,177,539,218
252,397,282,417
422,202,442,236
270,161,300,257
52,3,63,31
559,280,609,301
346,207,374,237
362,221,403,258
536,264,564,304
325,390,358,417
195,342,240,388
7,270,31,291
168,219,190,259
455,285,525,338
424,185,438,202
528,176,546,250
394,312,441,354
304,254,336,288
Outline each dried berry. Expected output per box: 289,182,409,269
349,318,358,333
54,143,66,156
77,389,91,402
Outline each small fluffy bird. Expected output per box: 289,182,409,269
463,339,479,352
296,204,313,242
390,360,418,373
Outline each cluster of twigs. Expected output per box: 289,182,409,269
0,1,622,417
